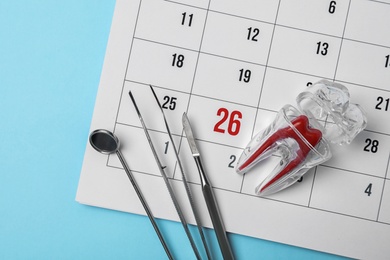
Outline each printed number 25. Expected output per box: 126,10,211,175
214,108,242,136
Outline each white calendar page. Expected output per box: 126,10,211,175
76,0,390,259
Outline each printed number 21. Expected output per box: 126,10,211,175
214,108,242,136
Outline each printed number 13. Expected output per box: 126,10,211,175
214,108,242,136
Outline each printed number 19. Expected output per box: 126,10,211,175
239,69,251,83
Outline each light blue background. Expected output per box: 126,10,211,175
0,1,347,259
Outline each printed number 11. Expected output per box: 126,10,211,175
181,12,193,27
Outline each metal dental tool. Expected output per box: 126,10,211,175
88,129,173,260
129,91,202,260
149,85,212,260
182,113,235,260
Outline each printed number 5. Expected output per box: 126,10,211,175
214,108,242,136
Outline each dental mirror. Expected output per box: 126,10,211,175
89,129,119,154
88,129,173,260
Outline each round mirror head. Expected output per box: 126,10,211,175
89,129,120,154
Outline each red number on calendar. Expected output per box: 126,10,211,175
214,108,242,136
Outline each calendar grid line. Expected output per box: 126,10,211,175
163,0,206,10
240,189,390,225
274,26,390,49
108,0,143,169
343,37,390,49
104,161,390,226
123,79,272,110
336,79,390,93
124,80,192,97
386,153,390,180
307,166,319,207
116,116,389,188
165,0,390,51
125,56,390,95
184,0,211,112
199,51,266,67
123,80,390,138
368,0,390,6
378,154,390,221
305,204,390,224
125,37,390,95
79,1,390,257
239,0,281,194
131,36,267,67
168,0,211,179
163,0,277,26
248,195,390,225
208,9,276,26
120,0,390,235
333,0,352,80
133,37,199,53
116,122,244,150
103,156,390,226
251,0,281,137
377,176,388,221
112,0,143,135
321,164,387,181
263,66,390,93
157,1,390,50
363,129,390,138
115,123,183,141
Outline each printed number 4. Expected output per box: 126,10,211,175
365,183,372,196
214,108,242,136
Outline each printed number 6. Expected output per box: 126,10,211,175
329,1,336,14
214,108,242,136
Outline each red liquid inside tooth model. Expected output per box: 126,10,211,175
239,115,322,193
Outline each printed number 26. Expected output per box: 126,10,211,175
214,108,242,136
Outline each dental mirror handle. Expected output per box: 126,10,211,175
116,150,174,260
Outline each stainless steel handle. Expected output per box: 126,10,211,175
195,156,235,260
